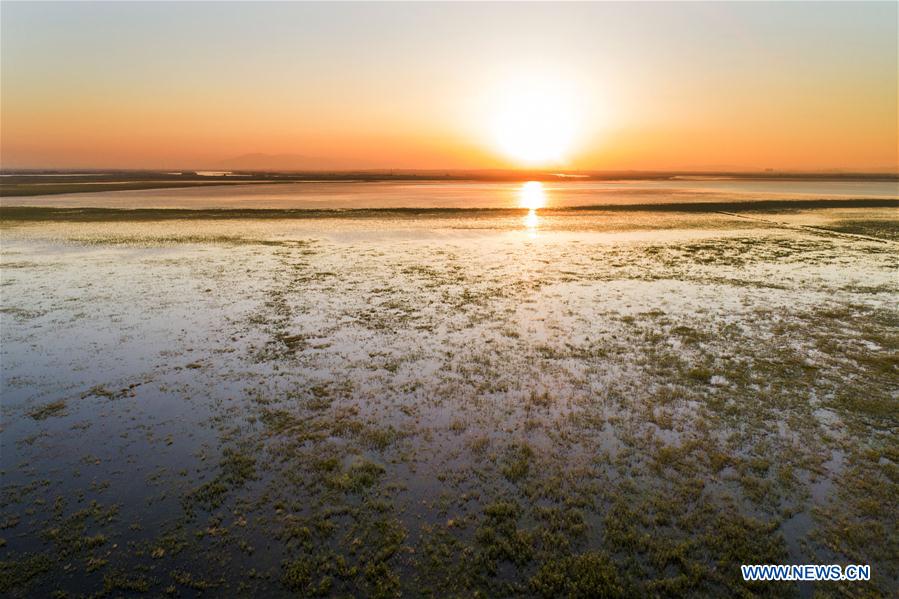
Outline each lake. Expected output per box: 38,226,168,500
2,178,896,210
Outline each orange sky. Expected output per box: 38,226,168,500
1,2,897,171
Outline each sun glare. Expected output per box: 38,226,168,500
519,181,546,233
491,81,579,166
519,181,547,210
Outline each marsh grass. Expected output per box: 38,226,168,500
27,400,67,421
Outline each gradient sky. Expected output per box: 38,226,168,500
2,1,897,171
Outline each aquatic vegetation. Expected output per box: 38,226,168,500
27,400,67,421
184,447,258,512
329,459,386,493
102,570,152,593
282,554,342,596
1,206,896,595
501,442,535,482
0,554,53,595
530,551,626,598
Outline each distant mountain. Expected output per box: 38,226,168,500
214,153,340,171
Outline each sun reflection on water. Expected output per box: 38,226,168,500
519,181,546,234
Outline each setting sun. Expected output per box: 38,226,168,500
490,79,580,166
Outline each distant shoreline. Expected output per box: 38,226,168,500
1,170,897,198
2,198,897,221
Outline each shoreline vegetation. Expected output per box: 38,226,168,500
1,199,897,221
1,170,897,197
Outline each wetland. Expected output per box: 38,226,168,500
1,180,897,597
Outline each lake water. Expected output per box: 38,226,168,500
3,178,896,209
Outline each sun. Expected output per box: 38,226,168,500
490,80,579,166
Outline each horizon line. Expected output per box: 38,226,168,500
2,167,898,176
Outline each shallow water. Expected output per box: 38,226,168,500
1,204,897,596
2,178,896,209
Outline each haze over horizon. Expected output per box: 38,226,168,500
2,2,897,172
